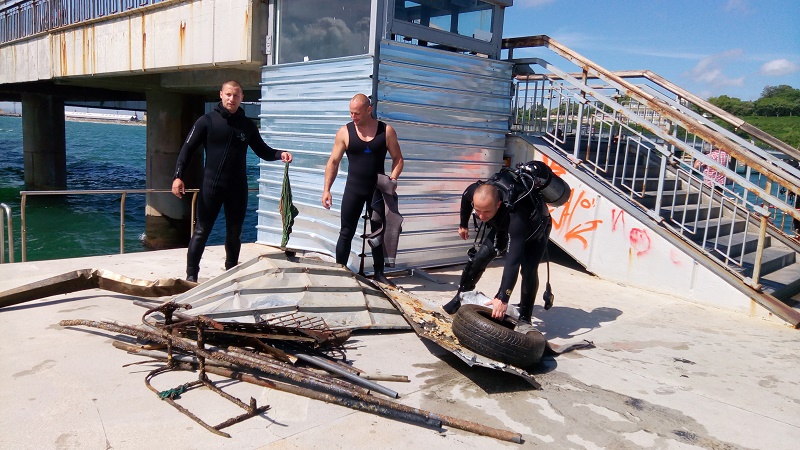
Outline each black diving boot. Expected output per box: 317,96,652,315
373,271,396,288
442,292,462,314
186,268,198,283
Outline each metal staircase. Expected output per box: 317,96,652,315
502,35,800,326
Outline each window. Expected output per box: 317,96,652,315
394,0,494,42
277,0,371,64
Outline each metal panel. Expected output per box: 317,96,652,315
257,41,513,271
257,54,375,261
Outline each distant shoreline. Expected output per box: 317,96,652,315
0,111,146,126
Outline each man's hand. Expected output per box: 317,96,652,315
281,151,293,163
484,297,508,319
458,226,469,240
172,178,185,199
322,191,332,210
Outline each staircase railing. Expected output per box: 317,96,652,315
502,35,800,288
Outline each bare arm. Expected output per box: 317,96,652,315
322,126,348,209
385,124,404,180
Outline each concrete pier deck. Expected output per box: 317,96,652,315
1,243,798,449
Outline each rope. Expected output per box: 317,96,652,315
158,383,191,400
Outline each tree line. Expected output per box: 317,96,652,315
707,85,800,117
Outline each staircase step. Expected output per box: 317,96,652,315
682,216,749,240
708,231,769,256
758,262,800,301
639,190,701,209
741,247,797,278
615,177,682,193
664,203,723,223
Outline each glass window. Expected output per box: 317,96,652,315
277,0,371,64
394,0,494,42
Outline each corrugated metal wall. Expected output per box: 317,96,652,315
257,41,512,270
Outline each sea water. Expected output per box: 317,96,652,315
0,115,261,262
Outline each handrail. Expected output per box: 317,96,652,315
503,34,800,224
634,70,800,160
0,202,14,263
501,37,800,293
19,188,199,262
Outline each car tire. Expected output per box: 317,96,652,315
452,304,546,368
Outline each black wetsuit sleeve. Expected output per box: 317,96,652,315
247,121,283,161
173,115,209,180
459,183,479,228
495,211,525,303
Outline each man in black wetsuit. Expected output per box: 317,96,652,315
172,80,293,282
321,94,404,285
444,166,556,331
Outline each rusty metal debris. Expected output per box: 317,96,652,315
377,283,543,388
59,307,523,443
0,268,196,309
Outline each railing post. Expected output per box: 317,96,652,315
120,192,126,254
0,203,14,263
21,193,27,262
750,214,769,287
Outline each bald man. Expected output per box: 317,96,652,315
322,94,404,285
444,170,554,331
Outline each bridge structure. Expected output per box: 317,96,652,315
2,0,800,327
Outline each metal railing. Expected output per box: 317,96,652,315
19,188,199,262
503,35,800,287
0,0,173,45
0,202,14,263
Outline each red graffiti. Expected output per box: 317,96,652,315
670,249,683,265
551,189,603,249
629,228,651,256
611,208,625,232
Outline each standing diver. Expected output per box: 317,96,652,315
172,80,293,282
321,94,404,285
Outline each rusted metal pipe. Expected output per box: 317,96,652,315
293,352,400,399
170,361,443,430
67,319,522,443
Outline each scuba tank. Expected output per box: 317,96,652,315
517,160,570,207
487,161,570,210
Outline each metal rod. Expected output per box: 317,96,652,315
751,215,769,286
67,319,521,443
120,192,126,254
171,361,444,431
0,202,12,263
294,352,400,399
20,193,26,262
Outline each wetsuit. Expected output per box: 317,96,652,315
457,182,552,323
173,102,284,279
335,121,388,272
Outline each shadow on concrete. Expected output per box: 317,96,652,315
535,305,623,340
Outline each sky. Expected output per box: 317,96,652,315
502,0,800,101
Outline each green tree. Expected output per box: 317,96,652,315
755,85,800,116
707,95,754,116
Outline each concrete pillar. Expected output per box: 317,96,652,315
21,94,66,190
143,90,204,249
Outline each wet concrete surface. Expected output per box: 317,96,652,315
1,243,799,449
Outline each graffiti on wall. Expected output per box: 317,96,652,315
543,156,653,257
